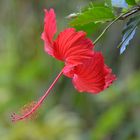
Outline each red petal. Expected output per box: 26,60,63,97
41,8,57,56
72,52,116,94
53,28,94,65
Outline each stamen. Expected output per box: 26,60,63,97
11,69,64,122
11,101,37,122
21,101,37,120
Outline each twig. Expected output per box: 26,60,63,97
93,6,140,44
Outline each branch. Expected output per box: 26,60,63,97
93,6,140,44
119,6,140,20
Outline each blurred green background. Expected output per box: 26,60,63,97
0,0,140,140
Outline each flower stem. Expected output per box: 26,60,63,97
11,68,64,122
93,6,140,45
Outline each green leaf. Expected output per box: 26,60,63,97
105,0,112,7
126,0,136,5
70,5,115,26
136,0,140,3
74,22,100,36
119,15,140,54
90,103,127,140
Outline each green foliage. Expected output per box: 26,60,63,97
91,103,126,140
135,0,140,3
105,0,112,8
119,15,140,54
126,0,136,5
70,3,115,35
1,106,82,140
70,5,115,26
74,22,100,36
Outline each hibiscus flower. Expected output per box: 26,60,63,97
11,9,116,122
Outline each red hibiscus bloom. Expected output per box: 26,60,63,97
11,9,116,122
67,52,116,94
41,9,94,66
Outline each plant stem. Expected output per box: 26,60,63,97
93,6,140,45
11,68,64,122
93,13,123,44
119,6,140,20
